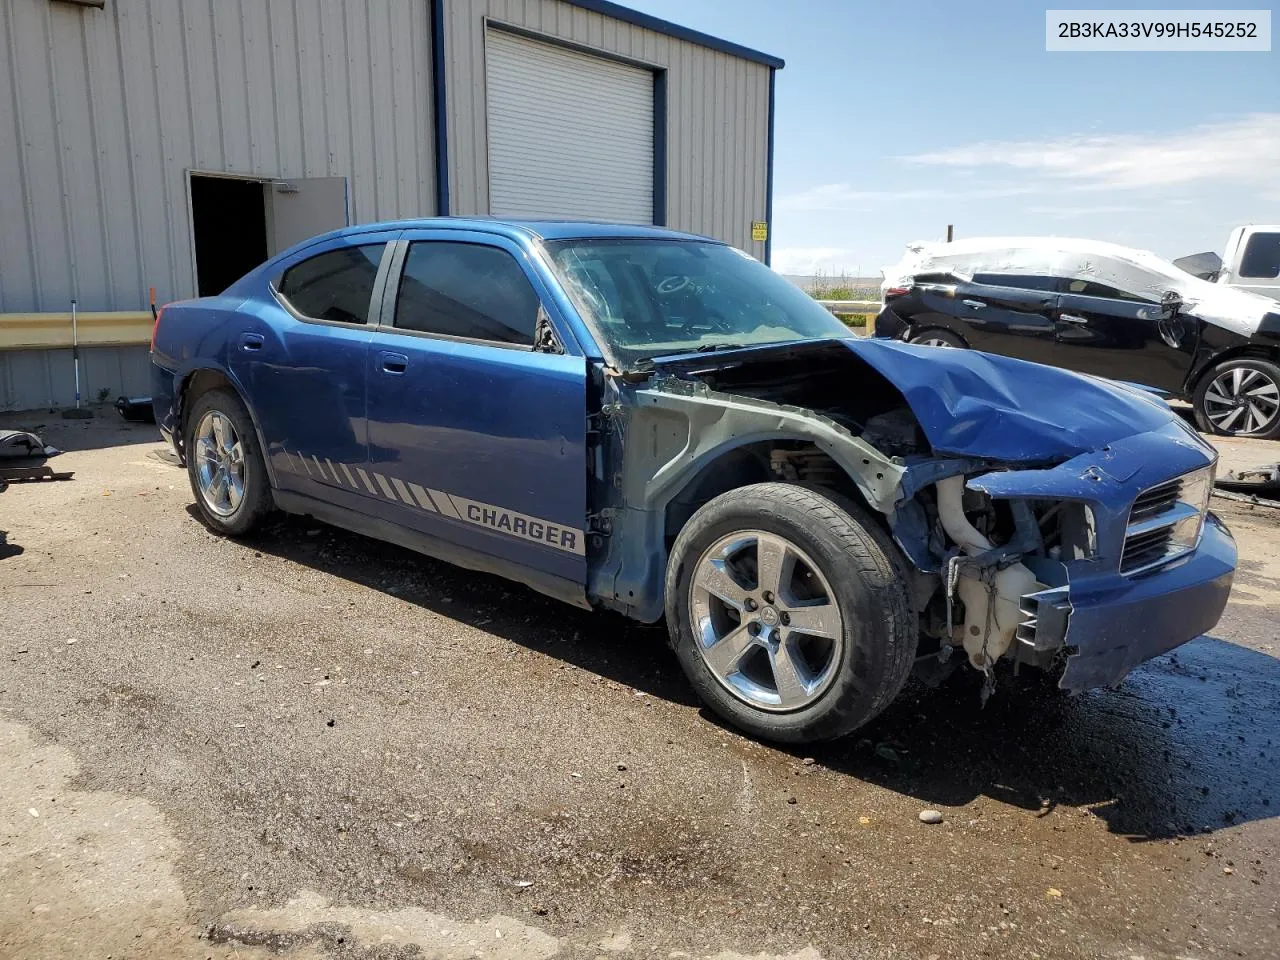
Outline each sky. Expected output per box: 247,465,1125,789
623,0,1279,277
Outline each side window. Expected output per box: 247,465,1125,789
1064,279,1153,303
393,241,540,345
972,273,1060,293
1240,232,1280,279
277,244,386,324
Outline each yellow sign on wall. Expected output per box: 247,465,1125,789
751,220,768,243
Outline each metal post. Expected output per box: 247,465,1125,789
62,297,93,419
946,224,954,243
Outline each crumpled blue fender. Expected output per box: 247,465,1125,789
840,338,1174,463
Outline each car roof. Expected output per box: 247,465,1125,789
307,217,717,247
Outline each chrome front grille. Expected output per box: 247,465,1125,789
1120,523,1179,574
1128,477,1182,524
1120,469,1211,576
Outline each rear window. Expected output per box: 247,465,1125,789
1062,279,1153,303
973,273,1060,293
1240,232,1280,279
277,244,386,324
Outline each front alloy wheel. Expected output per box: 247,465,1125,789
690,531,844,711
666,483,916,743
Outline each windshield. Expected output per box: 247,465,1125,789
543,238,853,366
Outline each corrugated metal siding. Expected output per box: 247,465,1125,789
0,345,152,412
442,0,771,258
0,0,435,316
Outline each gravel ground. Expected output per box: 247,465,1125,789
2,412,1278,960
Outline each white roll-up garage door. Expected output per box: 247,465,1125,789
485,29,654,224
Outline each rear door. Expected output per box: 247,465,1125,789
1052,284,1196,393
232,233,397,504
364,230,590,586
927,279,1061,364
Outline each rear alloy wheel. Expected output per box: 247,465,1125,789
184,387,273,535
666,483,916,743
908,328,965,349
1193,358,1280,439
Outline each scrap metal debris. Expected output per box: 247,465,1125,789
1213,463,1280,509
0,430,73,484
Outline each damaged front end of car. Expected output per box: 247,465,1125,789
586,337,1234,695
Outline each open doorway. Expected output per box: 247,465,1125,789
190,174,268,296
188,172,350,297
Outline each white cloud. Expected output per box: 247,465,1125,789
902,113,1280,190
771,247,874,276
777,182,1035,212
1025,203,1139,219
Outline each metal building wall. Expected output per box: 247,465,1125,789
0,0,436,313
0,0,436,410
441,0,772,259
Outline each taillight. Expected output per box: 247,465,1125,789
150,305,166,352
884,286,909,300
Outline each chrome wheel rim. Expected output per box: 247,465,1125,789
689,530,844,713
914,336,953,348
1203,367,1280,435
194,410,246,517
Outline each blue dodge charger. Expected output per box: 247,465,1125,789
151,219,1235,743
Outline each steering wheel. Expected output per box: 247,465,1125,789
656,274,691,295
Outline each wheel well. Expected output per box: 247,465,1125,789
174,368,235,459
1188,344,1280,393
908,325,967,347
662,441,879,548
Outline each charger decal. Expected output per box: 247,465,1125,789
280,447,584,556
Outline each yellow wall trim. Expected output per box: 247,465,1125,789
0,311,153,350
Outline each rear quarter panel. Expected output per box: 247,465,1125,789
150,295,266,460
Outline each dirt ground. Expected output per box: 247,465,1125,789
2,412,1278,960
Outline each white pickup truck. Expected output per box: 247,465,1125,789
1174,227,1280,301
1217,226,1280,301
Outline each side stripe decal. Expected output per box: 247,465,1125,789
407,482,438,512
280,447,583,556
372,472,397,500
389,476,416,506
428,488,462,520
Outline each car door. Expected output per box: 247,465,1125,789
231,232,397,503
1052,283,1196,393
931,278,1061,364
364,230,589,587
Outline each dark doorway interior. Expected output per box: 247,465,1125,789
190,175,268,296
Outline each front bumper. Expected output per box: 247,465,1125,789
1042,513,1235,691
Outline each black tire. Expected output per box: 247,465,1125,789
184,387,273,536
665,483,916,743
1192,357,1280,439
908,328,966,349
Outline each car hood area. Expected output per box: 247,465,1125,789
648,336,1179,466
840,337,1177,463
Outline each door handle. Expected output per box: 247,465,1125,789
1059,314,1089,324
239,332,265,351
961,299,986,309
378,351,409,374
